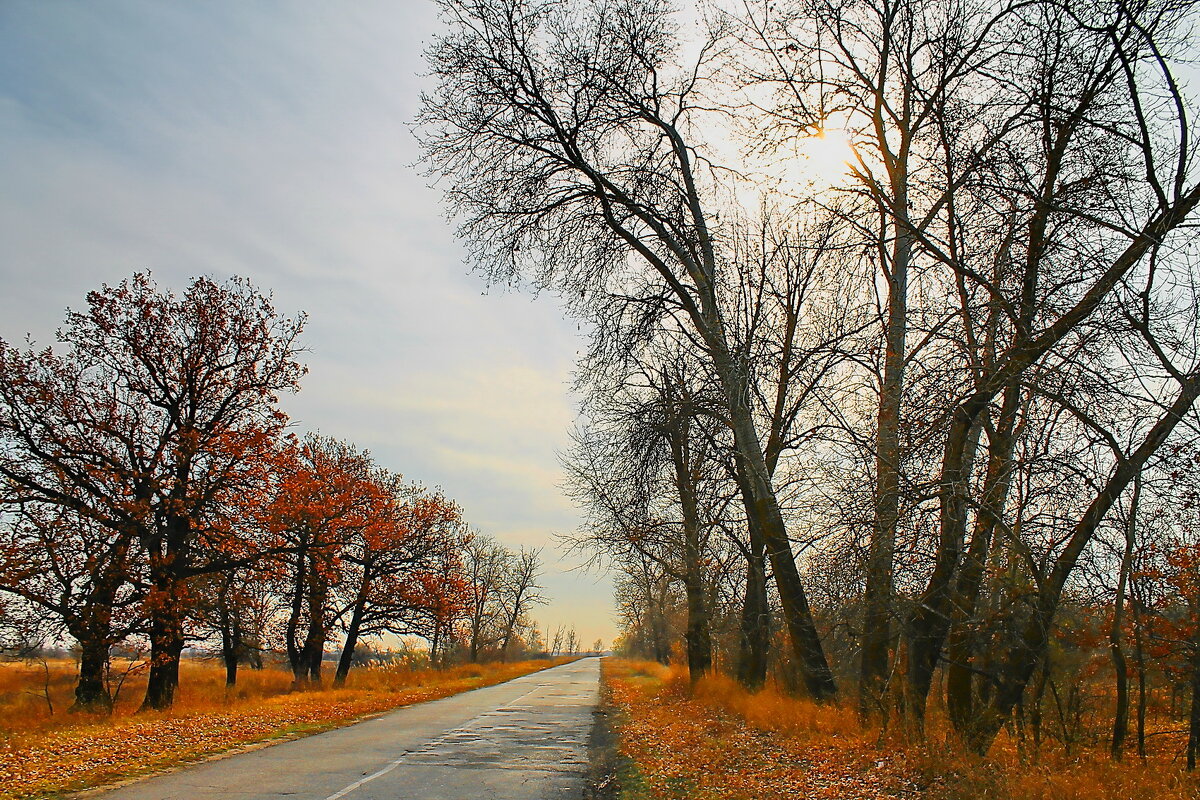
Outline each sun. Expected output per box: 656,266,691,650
796,125,856,187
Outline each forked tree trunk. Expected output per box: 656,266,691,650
140,514,193,712
665,398,713,682
905,408,985,728
301,561,330,684
707,309,837,700
728,405,835,698
286,547,309,681
960,375,1200,754
947,386,1021,738
141,552,187,712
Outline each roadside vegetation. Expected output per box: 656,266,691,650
0,273,578,725
604,659,1196,800
421,0,1200,789
0,656,568,800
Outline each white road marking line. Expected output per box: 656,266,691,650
320,685,544,800
322,756,406,800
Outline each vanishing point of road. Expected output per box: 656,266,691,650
97,657,601,800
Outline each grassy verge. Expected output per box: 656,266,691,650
0,658,569,799
603,658,1200,800
604,658,914,800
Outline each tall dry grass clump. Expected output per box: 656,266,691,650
684,669,861,740
607,658,1200,800
606,658,914,799
907,728,1200,800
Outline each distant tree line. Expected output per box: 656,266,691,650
420,0,1200,763
0,273,547,713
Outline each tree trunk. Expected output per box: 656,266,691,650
286,542,310,680
335,600,366,686
683,576,712,681
1110,474,1138,760
140,553,187,712
1190,603,1200,771
221,604,240,688
665,398,712,683
947,386,1020,738
652,602,671,665
736,538,770,690
905,406,985,727
1132,586,1148,759
141,610,184,711
301,559,329,684
735,442,834,698
861,206,911,721
71,633,113,713
219,581,239,688
1111,629,1129,760
140,514,191,711
500,587,524,663
1030,658,1047,754
711,324,837,700
224,647,239,687
469,605,484,662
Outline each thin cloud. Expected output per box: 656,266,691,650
0,0,615,643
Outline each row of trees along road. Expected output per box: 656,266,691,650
0,274,548,713
419,0,1200,760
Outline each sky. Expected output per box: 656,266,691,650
0,1,615,647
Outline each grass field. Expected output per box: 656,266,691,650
0,656,568,799
603,659,1200,800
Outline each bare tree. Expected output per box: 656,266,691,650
421,0,838,699
564,342,731,680
498,548,546,661
463,532,510,662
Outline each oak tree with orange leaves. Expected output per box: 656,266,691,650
333,476,465,684
0,273,306,710
268,434,377,685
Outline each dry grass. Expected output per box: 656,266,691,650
0,656,568,799
605,659,915,799
909,726,1200,800
604,658,1200,800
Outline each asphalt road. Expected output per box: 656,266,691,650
97,657,601,800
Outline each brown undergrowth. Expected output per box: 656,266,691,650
909,721,1200,800
605,659,915,799
603,658,1200,800
0,657,568,799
